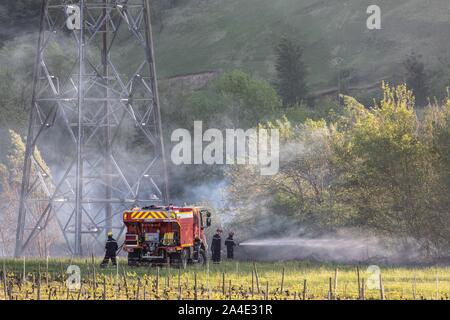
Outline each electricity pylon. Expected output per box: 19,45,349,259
15,0,169,257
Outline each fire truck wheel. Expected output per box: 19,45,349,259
127,251,140,266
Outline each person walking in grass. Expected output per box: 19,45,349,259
100,231,118,268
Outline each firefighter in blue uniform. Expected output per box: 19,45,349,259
100,231,118,268
211,229,222,263
225,232,237,259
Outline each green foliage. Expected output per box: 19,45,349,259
0,129,52,256
275,37,308,107
228,84,450,257
187,70,281,128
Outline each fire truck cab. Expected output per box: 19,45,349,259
123,205,211,267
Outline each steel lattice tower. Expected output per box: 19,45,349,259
15,0,169,257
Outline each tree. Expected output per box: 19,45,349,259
0,130,58,257
184,70,281,129
275,37,308,107
403,51,429,107
333,84,449,257
226,83,450,259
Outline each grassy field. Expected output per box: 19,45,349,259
152,0,450,92
1,258,449,300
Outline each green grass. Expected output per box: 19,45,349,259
148,0,450,94
1,258,449,300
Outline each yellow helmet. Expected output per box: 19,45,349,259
107,231,113,237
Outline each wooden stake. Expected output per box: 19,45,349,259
280,267,285,293
436,271,439,300
136,277,141,300
356,266,361,299
302,279,307,300
251,270,254,297
46,256,49,287
123,272,129,300
23,256,26,284
156,266,160,296
361,278,365,300
77,282,83,300
412,273,416,300
2,262,8,300
178,268,182,300
253,262,260,293
328,277,333,300
222,272,225,296
334,267,338,295
194,272,198,300
101,276,106,300
379,273,384,300
37,265,41,301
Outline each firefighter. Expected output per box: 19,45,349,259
211,229,222,264
225,232,237,259
100,231,118,268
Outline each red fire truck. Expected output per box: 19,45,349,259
123,205,211,267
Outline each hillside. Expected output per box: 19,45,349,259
151,0,450,92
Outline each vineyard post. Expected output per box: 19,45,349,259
23,256,26,284
166,273,170,289
48,284,52,300
251,270,254,297
59,261,64,286
361,278,365,300
77,282,83,300
265,281,269,300
2,262,8,300
178,268,182,300
328,277,333,300
156,266,160,297
334,267,338,298
302,279,307,300
253,262,260,293
379,273,384,300
194,272,198,300
46,255,49,287
206,260,210,298
280,267,285,293
116,257,119,279
357,266,361,299
136,277,141,300
91,253,96,290
222,272,225,296
37,264,41,300
122,269,129,299
435,271,439,300
228,279,232,300
412,273,416,300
